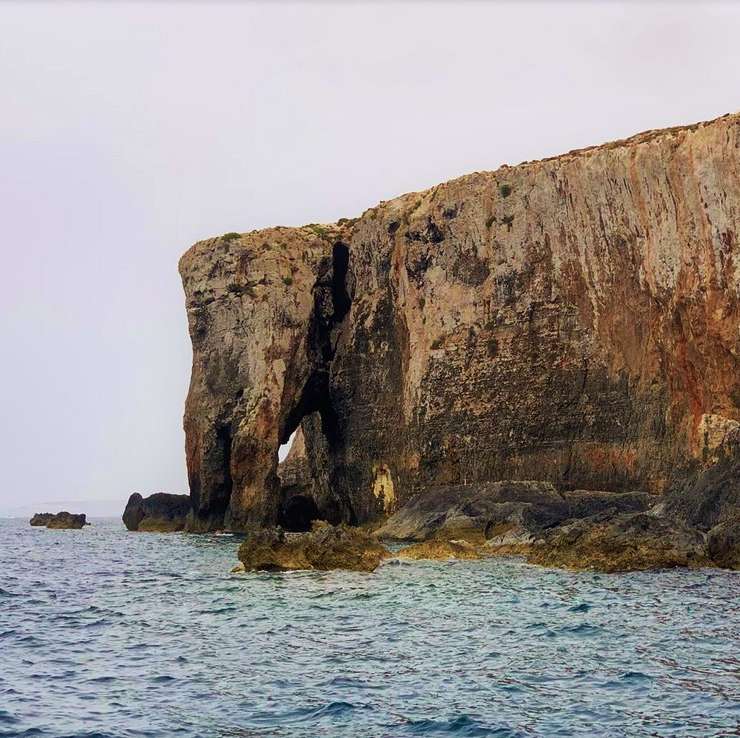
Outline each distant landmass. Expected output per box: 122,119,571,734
1,498,126,519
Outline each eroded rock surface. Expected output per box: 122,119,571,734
374,481,569,542
236,522,388,572
180,113,740,554
30,512,87,529
528,513,709,572
377,451,740,569
397,539,483,561
122,492,191,532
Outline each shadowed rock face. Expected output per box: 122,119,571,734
180,113,740,534
122,493,191,532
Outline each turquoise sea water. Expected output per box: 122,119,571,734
1,518,738,738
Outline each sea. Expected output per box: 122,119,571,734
1,518,738,738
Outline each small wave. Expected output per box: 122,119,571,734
308,701,361,718
568,602,592,613
619,671,653,683
559,623,602,636
248,701,367,726
150,675,177,683
0,710,18,725
198,606,238,615
383,558,413,567
86,676,117,684
403,715,519,736
324,676,383,690
15,635,41,645
350,592,377,601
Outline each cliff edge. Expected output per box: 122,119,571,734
179,113,740,550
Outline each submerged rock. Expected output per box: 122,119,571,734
236,522,389,572
122,492,191,532
30,512,86,529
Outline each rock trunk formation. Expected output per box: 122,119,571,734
122,492,191,532
180,113,739,536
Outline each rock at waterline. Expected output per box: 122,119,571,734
30,512,87,529
236,522,389,572
372,475,740,571
122,492,191,532
396,539,483,561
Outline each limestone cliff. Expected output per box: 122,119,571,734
180,113,739,532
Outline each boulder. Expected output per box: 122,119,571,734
236,522,389,572
706,518,740,570
396,539,482,561
665,453,740,531
374,481,567,542
561,490,652,520
122,492,191,532
30,512,86,529
527,513,708,572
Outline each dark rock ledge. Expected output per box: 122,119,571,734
370,456,740,572
122,492,191,532
30,512,87,529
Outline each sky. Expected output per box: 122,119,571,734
1,1,739,517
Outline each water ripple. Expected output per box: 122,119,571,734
1,518,738,738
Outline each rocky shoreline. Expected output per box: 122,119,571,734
131,113,740,575
225,441,739,573
226,468,738,574
122,492,191,532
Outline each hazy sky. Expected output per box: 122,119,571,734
2,1,739,516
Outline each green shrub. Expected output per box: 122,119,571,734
222,232,241,241
282,275,293,286
499,184,512,198
307,224,330,239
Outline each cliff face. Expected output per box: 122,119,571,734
180,113,740,532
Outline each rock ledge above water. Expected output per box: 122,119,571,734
236,522,389,572
122,492,191,532
30,512,87,529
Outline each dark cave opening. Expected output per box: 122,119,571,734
273,241,354,525
331,242,351,325
279,494,320,532
278,241,352,446
213,423,233,518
